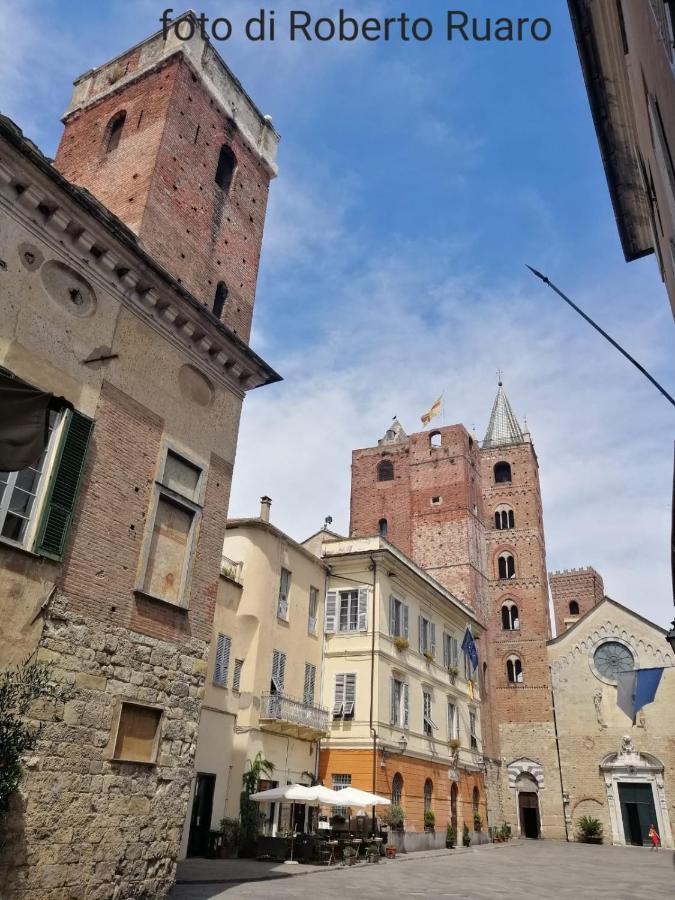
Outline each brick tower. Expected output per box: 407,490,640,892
54,11,279,341
350,384,566,838
549,566,605,635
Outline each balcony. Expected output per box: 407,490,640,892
259,692,330,739
220,555,243,584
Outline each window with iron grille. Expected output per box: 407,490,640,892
278,568,291,620
391,772,403,806
332,773,351,817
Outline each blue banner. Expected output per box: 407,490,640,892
461,627,478,672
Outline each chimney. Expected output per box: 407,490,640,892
260,496,272,522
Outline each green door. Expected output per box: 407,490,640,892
618,782,657,846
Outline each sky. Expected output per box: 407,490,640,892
2,0,673,629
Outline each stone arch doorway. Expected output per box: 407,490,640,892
516,775,540,839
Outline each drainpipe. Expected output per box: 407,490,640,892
368,555,378,834
549,664,569,841
316,565,331,785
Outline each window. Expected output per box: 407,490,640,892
506,656,523,684
649,0,675,62
325,588,368,633
569,600,580,616
113,702,161,763
332,773,351,817
423,778,433,811
333,673,356,718
378,517,388,537
139,448,203,606
472,786,480,812
377,459,394,482
271,649,286,694
469,712,478,749
232,658,243,692
213,281,228,319
447,701,458,740
431,495,441,505
213,633,231,686
303,663,316,706
423,690,436,735
501,601,519,630
419,616,436,657
106,111,126,152
278,568,291,620
391,772,403,806
390,677,409,727
389,596,409,639
593,641,634,681
215,144,236,193
429,431,441,448
498,552,515,580
494,506,515,530
308,586,319,634
443,633,459,669
494,461,512,484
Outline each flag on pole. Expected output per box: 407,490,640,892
421,395,443,427
461,627,478,673
616,667,664,724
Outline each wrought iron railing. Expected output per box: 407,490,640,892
260,692,330,733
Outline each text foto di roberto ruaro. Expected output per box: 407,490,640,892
161,9,553,43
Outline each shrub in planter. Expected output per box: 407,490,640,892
383,804,405,831
385,845,397,858
447,666,459,681
446,824,456,848
500,823,511,842
462,823,471,847
473,812,482,832
218,817,241,858
577,816,604,844
366,843,380,863
393,636,409,651
424,809,436,831
342,845,357,865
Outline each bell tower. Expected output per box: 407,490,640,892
54,11,279,342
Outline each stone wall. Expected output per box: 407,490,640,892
0,592,207,899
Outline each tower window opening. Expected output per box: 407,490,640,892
105,111,126,153
495,506,515,530
213,281,228,319
378,518,388,538
498,552,516,580
507,655,523,684
501,601,519,630
569,600,580,616
494,461,512,484
215,144,236,193
429,431,442,448
377,460,394,482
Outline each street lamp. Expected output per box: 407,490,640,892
398,734,408,753
666,617,675,654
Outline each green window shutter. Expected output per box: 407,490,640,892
35,410,93,561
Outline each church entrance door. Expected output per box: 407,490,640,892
518,792,540,839
618,782,657,846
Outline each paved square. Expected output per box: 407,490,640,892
171,841,673,899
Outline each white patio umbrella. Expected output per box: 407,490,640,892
333,787,391,809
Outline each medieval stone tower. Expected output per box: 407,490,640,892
350,383,566,838
54,13,278,341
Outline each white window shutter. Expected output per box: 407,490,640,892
272,649,286,693
325,590,338,633
443,634,449,669
344,673,356,716
389,595,395,636
357,587,368,632
430,623,436,656
390,677,396,725
304,663,315,705
214,633,231,685
418,615,423,653
403,604,409,638
403,682,409,728
333,674,345,716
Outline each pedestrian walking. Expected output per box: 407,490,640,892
648,824,660,850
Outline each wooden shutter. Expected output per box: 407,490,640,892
430,623,436,657
451,636,458,667
402,603,409,639
357,587,368,631
418,616,424,653
390,678,396,724
443,634,449,668
389,595,396,636
344,673,356,717
272,649,286,693
233,659,243,692
304,663,315,705
35,410,93,560
333,673,345,715
325,590,338,633
403,682,409,728
213,633,231,685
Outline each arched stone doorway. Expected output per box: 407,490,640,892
507,758,544,838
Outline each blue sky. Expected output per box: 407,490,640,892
2,1,673,627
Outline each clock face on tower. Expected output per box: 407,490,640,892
593,641,634,681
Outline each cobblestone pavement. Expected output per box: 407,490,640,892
171,840,673,899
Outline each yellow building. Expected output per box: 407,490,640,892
180,498,330,857
310,534,488,851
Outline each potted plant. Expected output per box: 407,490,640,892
385,845,397,859
393,636,409,651
447,665,459,682
383,804,405,831
423,650,435,663
342,845,357,866
218,817,241,859
446,824,456,849
577,816,604,844
462,823,471,847
424,809,435,832
500,823,511,842
366,843,381,863
473,812,482,833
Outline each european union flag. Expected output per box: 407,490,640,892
461,627,478,673
616,667,664,724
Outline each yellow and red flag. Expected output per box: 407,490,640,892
421,394,443,427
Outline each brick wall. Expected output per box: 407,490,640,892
549,567,604,636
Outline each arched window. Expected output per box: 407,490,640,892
569,601,579,616
497,552,516,580
501,601,519,630
391,772,403,806
378,518,388,538
494,461,512,484
213,281,228,319
215,144,236,193
507,655,523,684
105,111,126,153
482,661,488,691
423,778,433,811
377,460,394,482
494,505,515,530
429,431,441,448
472,786,480,813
